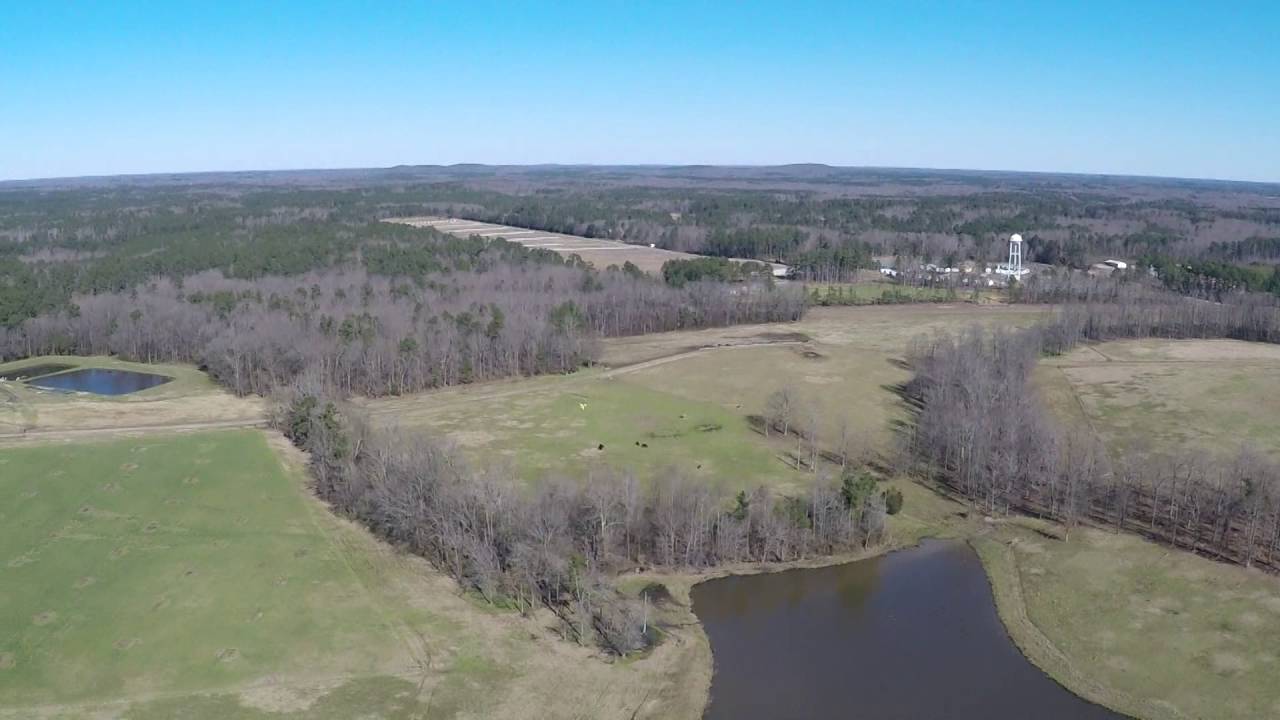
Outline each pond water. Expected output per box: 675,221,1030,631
691,540,1126,720
27,368,172,396
0,363,74,381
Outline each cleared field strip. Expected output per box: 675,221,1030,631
385,216,789,276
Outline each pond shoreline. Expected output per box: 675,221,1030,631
688,537,1128,719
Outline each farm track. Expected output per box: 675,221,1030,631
360,337,807,422
0,417,267,443
2,337,802,439
600,339,808,377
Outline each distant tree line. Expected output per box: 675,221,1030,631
1,259,805,396
1207,236,1280,263
1142,255,1280,299
808,284,961,307
434,183,1280,282
1013,267,1280,306
660,257,774,287
5,175,1278,325
906,292,1280,568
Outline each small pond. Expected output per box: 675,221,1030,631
0,363,74,381
691,539,1126,720
27,368,173,396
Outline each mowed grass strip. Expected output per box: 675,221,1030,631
0,430,407,708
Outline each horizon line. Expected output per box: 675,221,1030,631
2,162,1278,189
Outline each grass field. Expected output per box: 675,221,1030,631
0,430,707,719
980,521,1280,720
998,337,1280,720
0,430,416,713
806,281,981,305
377,377,809,493
1040,339,1280,459
385,216,788,276
363,305,1049,489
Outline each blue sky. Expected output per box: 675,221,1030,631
1,1,1277,182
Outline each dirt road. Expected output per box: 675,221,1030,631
0,417,267,444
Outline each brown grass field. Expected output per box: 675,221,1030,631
384,216,788,275
1039,339,1280,460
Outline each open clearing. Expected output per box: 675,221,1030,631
361,304,1048,488
0,429,711,719
369,377,811,493
385,216,788,276
1039,339,1280,459
806,281,991,305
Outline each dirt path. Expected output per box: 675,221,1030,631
360,337,807,422
599,339,807,378
0,417,267,444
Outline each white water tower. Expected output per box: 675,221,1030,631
995,233,1027,277
1007,233,1023,275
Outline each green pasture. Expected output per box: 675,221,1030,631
0,431,427,716
417,378,811,493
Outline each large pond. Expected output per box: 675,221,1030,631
27,368,172,396
691,540,1126,720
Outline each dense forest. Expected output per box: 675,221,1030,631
4,165,1278,328
0,182,807,394
4,263,808,397
395,167,1280,284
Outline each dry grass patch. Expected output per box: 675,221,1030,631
1042,339,1280,460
